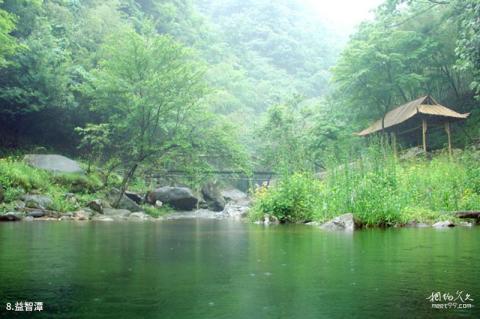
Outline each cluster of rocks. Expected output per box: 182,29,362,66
0,192,153,222
0,183,252,223
255,212,477,231
0,153,254,223
254,213,363,230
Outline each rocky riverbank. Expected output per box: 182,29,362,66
0,154,253,223
255,212,479,230
0,195,251,223
1,154,479,230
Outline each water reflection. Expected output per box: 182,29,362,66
0,221,478,318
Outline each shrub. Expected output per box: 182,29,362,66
142,205,172,218
250,173,325,223
52,173,102,193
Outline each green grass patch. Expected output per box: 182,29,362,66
142,205,173,218
0,158,106,213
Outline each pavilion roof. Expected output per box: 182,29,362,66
357,95,469,136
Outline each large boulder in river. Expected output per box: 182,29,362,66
220,188,249,204
125,191,143,205
201,182,225,212
320,213,362,231
146,187,198,211
223,203,249,220
108,188,142,212
24,154,84,174
433,220,455,228
21,194,53,210
128,212,153,221
254,214,279,225
0,212,23,222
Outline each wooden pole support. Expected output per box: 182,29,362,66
444,122,452,157
391,131,397,158
422,118,428,154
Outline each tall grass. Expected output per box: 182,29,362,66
251,144,480,226
0,158,103,212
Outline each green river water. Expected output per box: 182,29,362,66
0,220,479,318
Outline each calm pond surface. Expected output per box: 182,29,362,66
0,220,479,318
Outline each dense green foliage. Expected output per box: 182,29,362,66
0,0,18,67
331,0,479,138
83,24,210,199
251,0,480,225
254,96,348,173
0,0,337,154
251,147,480,226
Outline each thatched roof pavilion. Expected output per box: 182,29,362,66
357,95,470,154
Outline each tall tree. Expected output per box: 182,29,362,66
84,24,209,204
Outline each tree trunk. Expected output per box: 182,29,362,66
114,163,139,208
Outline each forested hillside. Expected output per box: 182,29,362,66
0,0,479,226
0,0,339,156
1,0,480,225
333,0,480,131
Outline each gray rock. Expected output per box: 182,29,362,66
202,182,225,212
221,188,250,205
125,191,143,205
64,193,78,204
400,147,425,160
154,200,163,208
92,215,115,222
433,220,455,228
255,214,279,225
458,221,473,227
12,200,25,210
103,208,131,220
36,217,58,221
73,209,93,221
24,216,34,221
27,210,45,218
21,194,53,210
109,189,142,212
46,211,61,219
162,209,224,220
0,212,23,222
223,202,249,220
24,154,83,174
320,213,361,231
405,221,429,228
146,187,198,211
197,199,209,209
59,215,74,221
128,212,153,221
87,199,103,214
